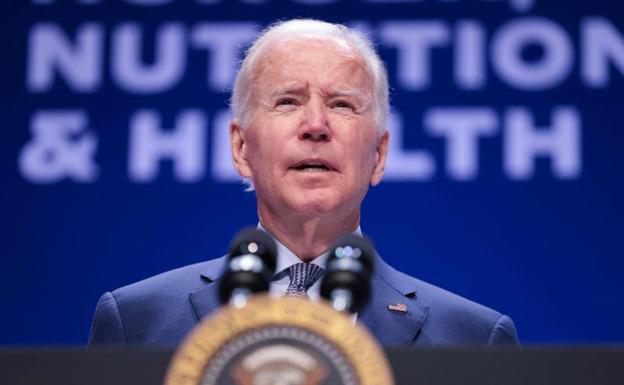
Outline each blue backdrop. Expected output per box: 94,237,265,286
2,0,623,345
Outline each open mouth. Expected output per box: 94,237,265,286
290,160,336,173
294,163,330,172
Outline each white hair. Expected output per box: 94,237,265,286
230,19,389,135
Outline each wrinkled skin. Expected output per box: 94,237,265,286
231,39,389,260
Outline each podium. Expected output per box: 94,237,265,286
1,347,623,385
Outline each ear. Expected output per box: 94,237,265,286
370,130,389,186
230,120,253,178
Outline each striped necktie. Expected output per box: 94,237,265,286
284,263,325,298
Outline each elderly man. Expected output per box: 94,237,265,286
89,19,519,347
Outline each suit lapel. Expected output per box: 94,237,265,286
189,256,227,321
359,256,429,346
188,254,429,346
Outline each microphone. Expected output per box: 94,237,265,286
219,227,278,308
320,234,375,314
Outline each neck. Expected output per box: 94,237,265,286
258,206,360,262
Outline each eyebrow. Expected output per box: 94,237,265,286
269,85,368,106
270,84,308,98
324,88,368,106
327,89,361,98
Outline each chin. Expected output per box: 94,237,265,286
286,194,341,216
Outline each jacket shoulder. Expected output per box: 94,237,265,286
112,257,225,302
379,261,518,345
89,256,226,346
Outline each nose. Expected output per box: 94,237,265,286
298,99,332,142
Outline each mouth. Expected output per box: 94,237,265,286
289,159,337,173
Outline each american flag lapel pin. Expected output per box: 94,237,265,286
388,303,407,313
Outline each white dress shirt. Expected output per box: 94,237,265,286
258,223,362,303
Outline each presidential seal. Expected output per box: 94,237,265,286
164,296,394,385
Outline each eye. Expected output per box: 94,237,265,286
331,100,354,110
276,98,298,107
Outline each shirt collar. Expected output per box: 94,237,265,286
257,223,363,276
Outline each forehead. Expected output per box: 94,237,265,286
252,39,373,93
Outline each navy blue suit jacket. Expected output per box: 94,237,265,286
88,255,519,347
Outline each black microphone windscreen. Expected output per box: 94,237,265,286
228,227,278,272
328,234,375,273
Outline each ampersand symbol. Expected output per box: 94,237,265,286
19,111,99,183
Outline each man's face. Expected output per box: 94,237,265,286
231,39,388,220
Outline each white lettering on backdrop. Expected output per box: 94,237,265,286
21,3,623,183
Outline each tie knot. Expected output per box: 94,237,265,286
285,263,325,297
